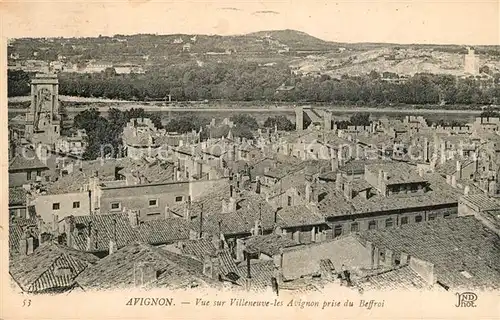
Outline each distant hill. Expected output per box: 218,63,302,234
247,29,335,50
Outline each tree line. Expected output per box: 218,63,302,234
8,65,500,105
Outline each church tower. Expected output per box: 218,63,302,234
25,73,61,147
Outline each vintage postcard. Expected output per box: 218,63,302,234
1,1,499,319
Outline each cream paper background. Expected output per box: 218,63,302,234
0,1,499,319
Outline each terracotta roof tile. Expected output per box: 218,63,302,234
356,216,500,290
10,243,99,293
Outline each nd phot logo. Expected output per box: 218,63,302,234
455,292,477,308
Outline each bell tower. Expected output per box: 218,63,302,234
25,73,61,146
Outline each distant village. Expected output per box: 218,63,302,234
8,73,500,294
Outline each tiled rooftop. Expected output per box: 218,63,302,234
136,217,190,245
244,233,300,256
76,242,215,291
315,172,462,217
365,162,427,185
356,265,429,291
356,216,500,290
461,194,500,211
276,205,325,228
10,243,99,293
67,213,145,252
9,149,49,171
9,187,27,206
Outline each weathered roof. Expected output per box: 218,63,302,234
76,242,214,291
244,233,299,256
67,213,144,252
10,243,99,293
136,217,190,245
236,259,275,292
356,265,428,291
9,149,49,171
276,205,325,228
461,194,500,212
9,187,27,206
9,218,39,256
315,173,462,217
356,216,500,290
365,162,427,185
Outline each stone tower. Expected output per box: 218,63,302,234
464,47,479,76
25,73,61,146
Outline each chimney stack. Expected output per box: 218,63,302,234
199,206,204,239
451,175,457,188
128,210,139,227
109,218,117,254
305,183,312,203
456,160,462,180
66,216,75,248
464,186,470,196
27,237,34,255
446,174,452,185
335,172,342,191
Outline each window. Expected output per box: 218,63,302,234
443,213,451,219
401,217,409,225
52,203,60,210
175,196,183,202
149,199,158,207
368,220,377,230
428,213,436,221
415,215,423,223
350,222,359,232
110,202,121,211
287,196,292,206
385,218,394,228
73,201,80,209
27,171,32,180
36,170,42,176
334,225,343,238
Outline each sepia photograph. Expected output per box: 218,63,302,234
1,1,499,319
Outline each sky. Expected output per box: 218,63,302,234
1,0,499,45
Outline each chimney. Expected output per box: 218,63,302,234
27,237,34,255
383,171,388,181
366,241,374,268
134,262,157,287
440,141,446,165
464,186,470,196
423,138,429,162
343,181,353,199
409,257,435,286
456,160,462,180
255,178,261,194
373,246,380,269
400,252,409,265
199,207,204,239
65,216,75,248
86,221,93,251
305,183,312,203
173,166,178,182
128,210,139,227
184,198,191,221
19,237,27,255
245,251,252,279
331,157,339,171
446,174,452,185
451,175,457,188
384,249,394,267
335,172,342,191
109,218,117,254
52,214,59,237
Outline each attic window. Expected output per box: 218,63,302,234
460,270,473,279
